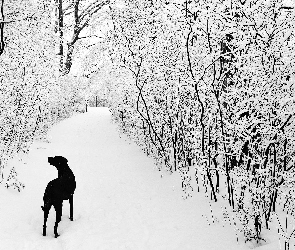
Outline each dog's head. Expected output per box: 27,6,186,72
48,156,68,170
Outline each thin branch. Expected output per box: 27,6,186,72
87,43,98,47
64,10,74,16
78,34,104,40
0,0,4,56
79,0,110,22
186,23,205,155
63,1,74,14
0,13,35,24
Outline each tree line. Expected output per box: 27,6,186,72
101,0,295,247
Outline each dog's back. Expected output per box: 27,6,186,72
57,163,76,195
43,157,76,209
47,156,76,197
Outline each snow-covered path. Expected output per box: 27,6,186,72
0,108,271,249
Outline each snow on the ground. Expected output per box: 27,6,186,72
0,107,280,250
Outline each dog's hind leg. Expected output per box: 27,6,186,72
42,206,51,236
69,195,74,221
53,203,62,238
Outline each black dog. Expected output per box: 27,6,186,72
41,156,76,238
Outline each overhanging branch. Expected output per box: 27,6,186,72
79,0,110,22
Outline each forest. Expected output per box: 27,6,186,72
1,0,295,248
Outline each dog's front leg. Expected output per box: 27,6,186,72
42,206,50,236
69,195,74,221
54,204,62,238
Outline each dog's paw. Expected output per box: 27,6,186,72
41,206,44,211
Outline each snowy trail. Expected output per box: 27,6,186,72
0,108,274,249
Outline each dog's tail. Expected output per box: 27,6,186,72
41,206,44,211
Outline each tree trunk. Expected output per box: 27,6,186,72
63,42,74,75
56,0,64,73
0,0,5,56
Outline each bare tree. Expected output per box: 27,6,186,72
55,0,110,75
